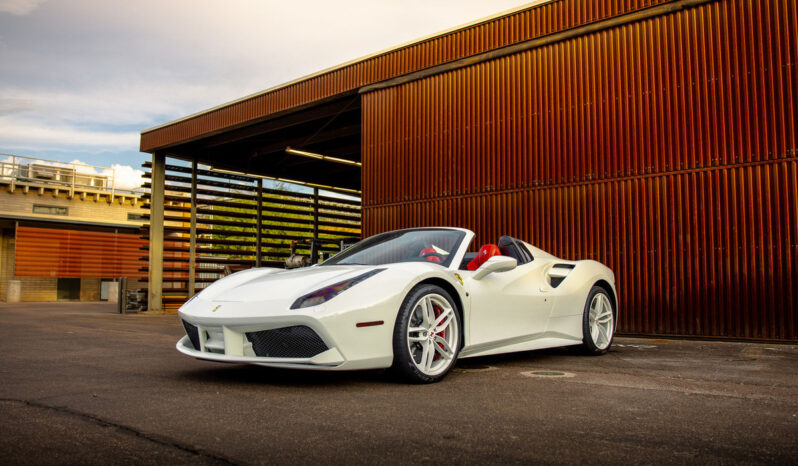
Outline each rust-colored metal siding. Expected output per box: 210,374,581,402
15,226,148,279
362,0,798,340
141,0,675,152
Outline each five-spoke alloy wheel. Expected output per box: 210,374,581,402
580,285,615,354
392,284,460,383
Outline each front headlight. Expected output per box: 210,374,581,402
290,269,385,310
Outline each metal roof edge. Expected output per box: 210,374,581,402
0,213,142,230
141,0,554,135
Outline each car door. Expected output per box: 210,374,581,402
466,259,554,347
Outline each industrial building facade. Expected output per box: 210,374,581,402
0,156,146,302
141,0,797,341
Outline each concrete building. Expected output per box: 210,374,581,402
0,155,146,302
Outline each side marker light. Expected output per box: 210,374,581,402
356,321,384,328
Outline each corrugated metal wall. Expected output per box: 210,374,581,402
15,226,147,279
141,0,675,151
362,0,798,340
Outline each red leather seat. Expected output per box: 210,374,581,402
467,244,501,271
419,247,441,263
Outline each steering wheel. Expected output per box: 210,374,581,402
421,252,445,263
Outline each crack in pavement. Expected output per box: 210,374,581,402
0,398,243,466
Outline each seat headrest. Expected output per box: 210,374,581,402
467,244,501,271
419,247,441,262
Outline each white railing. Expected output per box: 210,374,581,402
0,153,139,197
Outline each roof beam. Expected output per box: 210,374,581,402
182,94,360,150
285,148,362,167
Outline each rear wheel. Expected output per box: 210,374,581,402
392,284,460,383
581,286,615,354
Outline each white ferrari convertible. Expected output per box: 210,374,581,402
177,227,617,383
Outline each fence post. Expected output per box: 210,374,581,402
117,277,128,313
188,159,197,297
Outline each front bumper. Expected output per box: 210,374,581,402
177,297,399,371
176,335,347,370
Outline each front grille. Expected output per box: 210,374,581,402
182,320,201,350
245,326,328,358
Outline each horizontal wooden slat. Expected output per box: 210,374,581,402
143,173,363,210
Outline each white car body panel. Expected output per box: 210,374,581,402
177,227,616,371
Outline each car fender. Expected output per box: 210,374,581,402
311,263,465,362
348,262,467,330
548,260,617,318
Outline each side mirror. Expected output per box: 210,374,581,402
472,256,517,280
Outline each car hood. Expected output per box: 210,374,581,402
198,265,376,303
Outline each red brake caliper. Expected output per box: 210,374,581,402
432,305,447,361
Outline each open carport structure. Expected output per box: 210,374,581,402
140,0,797,341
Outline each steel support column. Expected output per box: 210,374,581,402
312,188,319,263
147,152,165,311
255,178,263,267
312,188,319,240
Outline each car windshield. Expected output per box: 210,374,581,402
322,229,466,267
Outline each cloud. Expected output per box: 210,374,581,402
0,116,138,149
0,97,36,114
0,82,255,127
0,0,47,15
107,163,144,191
0,0,528,167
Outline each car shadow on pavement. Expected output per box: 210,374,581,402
177,363,392,387
175,345,587,386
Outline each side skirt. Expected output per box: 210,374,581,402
459,332,581,359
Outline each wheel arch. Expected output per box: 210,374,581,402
593,279,617,314
414,277,465,347
415,277,463,315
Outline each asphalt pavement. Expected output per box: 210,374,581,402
1,302,796,465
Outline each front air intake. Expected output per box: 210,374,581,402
245,326,328,358
182,320,201,350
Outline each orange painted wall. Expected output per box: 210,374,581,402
15,226,147,279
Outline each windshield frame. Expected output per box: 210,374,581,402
321,228,472,269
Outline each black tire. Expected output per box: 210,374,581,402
391,284,461,383
580,285,616,355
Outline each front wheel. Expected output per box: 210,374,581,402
581,286,615,354
392,284,460,383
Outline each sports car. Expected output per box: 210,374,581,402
177,227,617,383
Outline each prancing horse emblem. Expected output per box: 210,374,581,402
212,305,221,312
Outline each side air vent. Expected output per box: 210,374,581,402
182,320,201,350
547,264,575,288
246,326,328,358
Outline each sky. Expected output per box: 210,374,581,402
0,0,531,191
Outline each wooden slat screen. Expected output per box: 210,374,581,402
141,158,362,310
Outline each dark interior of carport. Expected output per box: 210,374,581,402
141,93,363,311
162,93,362,192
